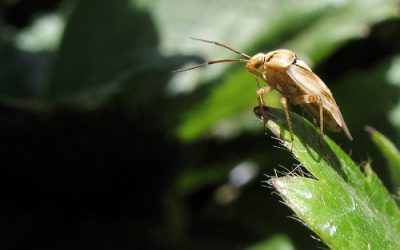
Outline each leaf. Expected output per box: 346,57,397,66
48,0,159,108
177,70,278,140
256,106,400,249
283,0,400,64
366,126,400,193
246,234,294,250
0,35,50,99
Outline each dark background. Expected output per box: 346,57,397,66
1,0,400,249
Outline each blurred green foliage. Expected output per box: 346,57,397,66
367,126,400,193
1,0,400,249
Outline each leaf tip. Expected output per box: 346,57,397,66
364,125,377,137
271,177,286,189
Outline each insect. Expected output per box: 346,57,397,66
173,38,353,141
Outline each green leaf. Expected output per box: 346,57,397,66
48,0,159,108
256,107,400,249
246,234,294,250
283,0,399,63
0,36,50,99
366,126,400,192
177,70,280,140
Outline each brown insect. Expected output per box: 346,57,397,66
173,38,353,141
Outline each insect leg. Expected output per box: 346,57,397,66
292,95,324,137
280,96,294,142
256,85,271,105
255,77,271,122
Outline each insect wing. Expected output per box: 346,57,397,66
288,63,333,99
287,63,353,140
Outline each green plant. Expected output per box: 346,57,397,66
258,107,400,249
3,0,400,249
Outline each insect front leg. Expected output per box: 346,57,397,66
292,95,323,137
256,85,271,106
255,77,272,122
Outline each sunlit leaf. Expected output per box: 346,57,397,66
257,107,400,249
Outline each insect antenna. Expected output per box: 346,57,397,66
172,59,248,73
172,38,251,73
190,37,251,59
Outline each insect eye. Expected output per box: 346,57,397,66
254,61,263,69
